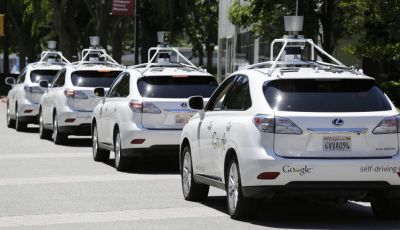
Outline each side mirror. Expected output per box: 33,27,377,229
5,77,16,86
39,80,49,88
188,96,204,110
94,87,105,97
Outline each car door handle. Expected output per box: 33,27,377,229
207,122,212,130
226,122,231,131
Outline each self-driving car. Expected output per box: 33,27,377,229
6,41,70,131
38,37,124,144
180,16,400,220
91,32,219,171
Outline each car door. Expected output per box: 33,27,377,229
195,76,237,179
209,75,252,179
99,73,130,145
43,69,65,125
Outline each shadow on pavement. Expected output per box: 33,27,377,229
20,127,39,133
102,156,179,175
200,197,400,229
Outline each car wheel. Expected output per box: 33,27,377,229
52,113,67,145
15,105,26,131
39,110,52,140
92,124,110,162
181,146,209,201
226,156,259,220
6,103,15,128
114,131,129,171
371,197,400,219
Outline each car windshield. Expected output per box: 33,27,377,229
30,70,59,83
137,75,219,98
263,79,391,112
71,70,121,87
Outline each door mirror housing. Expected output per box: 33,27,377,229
188,96,204,110
94,87,105,97
5,77,16,86
39,80,49,88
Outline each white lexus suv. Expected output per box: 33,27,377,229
5,43,70,131
180,17,400,220
91,35,218,171
39,39,123,144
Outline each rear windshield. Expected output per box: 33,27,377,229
263,79,391,112
137,76,218,98
30,70,59,83
71,71,121,87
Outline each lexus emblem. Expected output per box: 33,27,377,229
181,102,188,108
332,118,344,127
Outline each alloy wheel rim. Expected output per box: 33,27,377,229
228,162,239,212
53,116,58,140
115,134,120,166
6,106,10,124
92,127,98,157
39,114,43,135
182,151,192,197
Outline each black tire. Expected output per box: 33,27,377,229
114,130,130,171
15,105,26,131
371,197,400,219
226,156,259,220
181,145,209,201
6,102,15,128
52,112,67,145
92,124,110,162
39,109,52,140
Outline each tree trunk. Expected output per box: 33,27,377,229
319,0,335,61
52,0,78,59
206,43,214,72
96,0,110,48
112,18,124,64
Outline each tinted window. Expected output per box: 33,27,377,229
224,76,251,110
137,76,218,98
205,76,236,111
264,79,391,112
52,70,66,88
108,73,130,98
30,70,59,83
71,71,121,87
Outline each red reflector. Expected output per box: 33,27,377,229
131,139,145,144
257,172,280,180
65,118,76,123
24,109,33,113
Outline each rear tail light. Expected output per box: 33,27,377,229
372,115,400,134
253,114,302,134
129,100,161,114
64,89,89,99
24,86,44,94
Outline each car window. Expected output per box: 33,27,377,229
137,75,218,98
223,76,252,111
17,70,26,84
30,70,59,83
205,76,236,111
71,70,121,87
264,79,391,112
108,73,130,98
51,69,66,88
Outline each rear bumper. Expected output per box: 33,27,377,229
122,145,180,158
18,102,40,123
59,124,92,135
237,147,400,192
57,111,92,134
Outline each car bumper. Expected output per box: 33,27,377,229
18,103,40,122
238,147,400,194
119,124,181,155
57,111,92,135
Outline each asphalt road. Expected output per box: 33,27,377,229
0,101,399,229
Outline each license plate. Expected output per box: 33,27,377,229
323,136,351,151
175,113,193,124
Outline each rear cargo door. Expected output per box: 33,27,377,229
264,78,398,158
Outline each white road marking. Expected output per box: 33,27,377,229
0,153,91,160
0,174,179,186
0,207,226,227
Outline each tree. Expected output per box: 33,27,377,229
228,0,346,58
184,0,218,72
